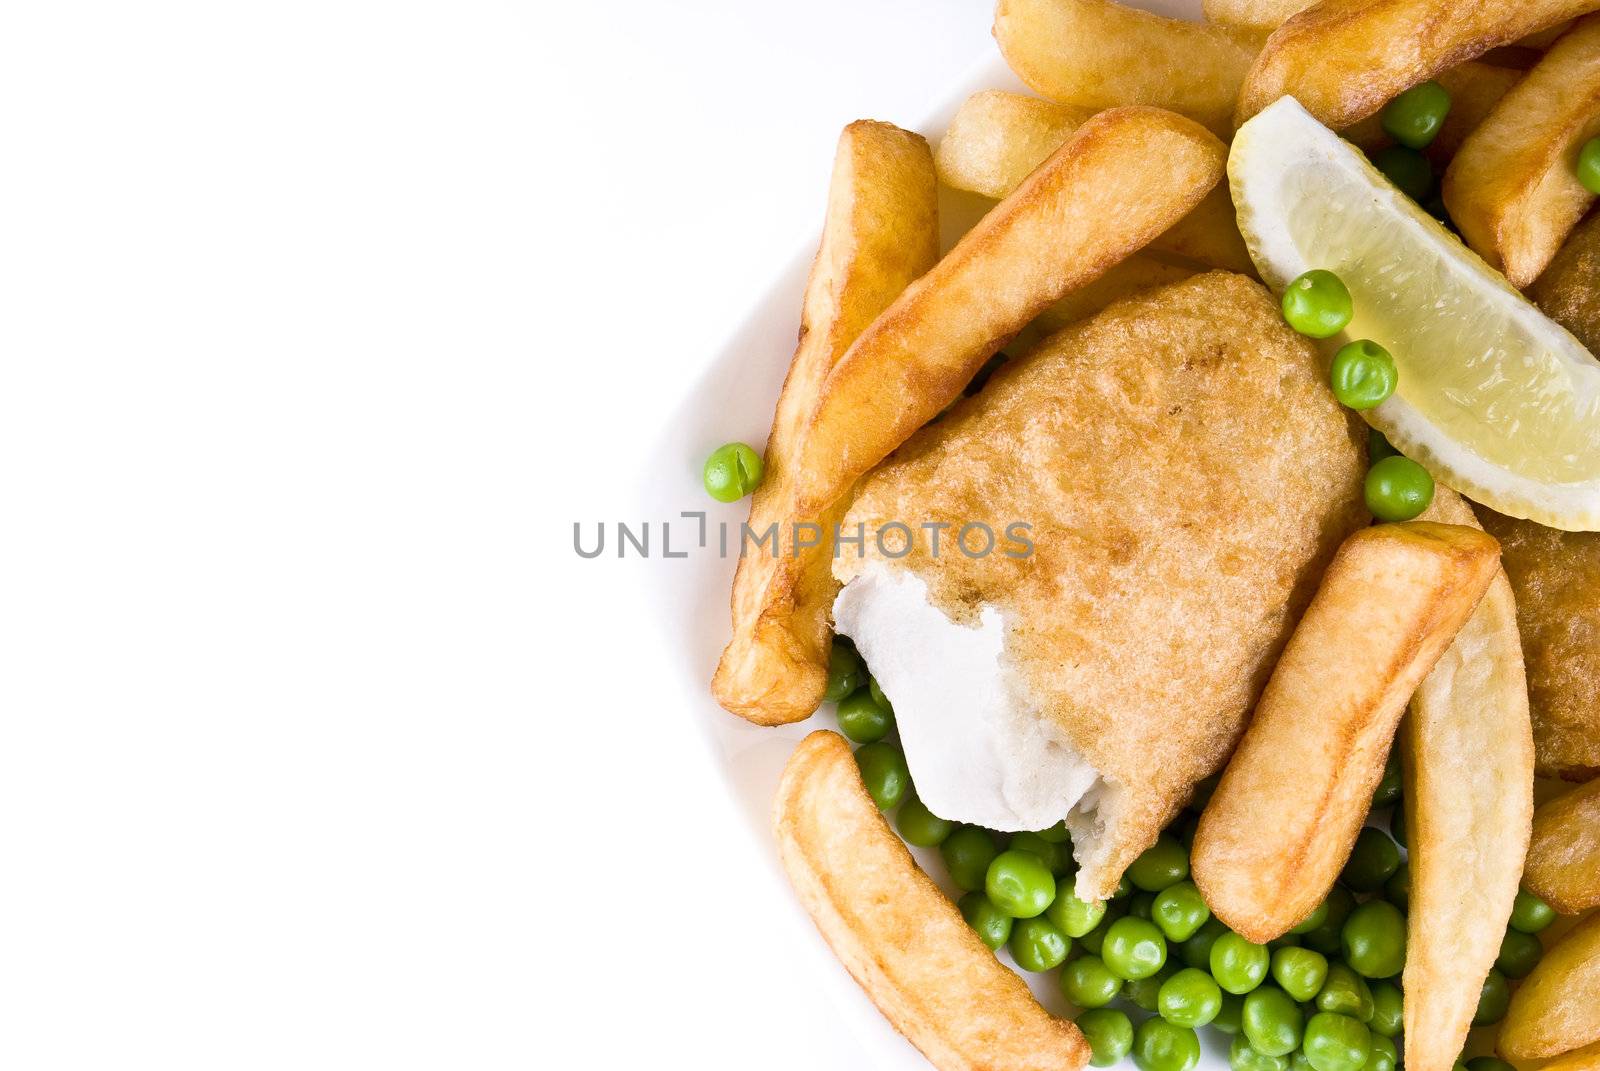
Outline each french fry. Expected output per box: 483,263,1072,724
1235,0,1600,130
1444,15,1600,287
1524,777,1600,914
935,91,1253,273
712,121,937,725
1401,489,1535,1071
1500,911,1600,1060
792,107,1226,517
1530,209,1600,353
774,731,1091,1071
1033,254,1196,332
1342,61,1523,164
1201,0,1313,33
994,0,1259,134
1192,522,1502,943
1522,20,1577,47
1540,1041,1600,1071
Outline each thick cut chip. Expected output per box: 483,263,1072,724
994,0,1259,134
1531,209,1600,353
1193,522,1502,942
1500,912,1600,1060
774,730,1090,1071
712,121,937,725
1524,777,1600,913
1342,61,1522,164
1202,0,1314,32
1444,15,1600,287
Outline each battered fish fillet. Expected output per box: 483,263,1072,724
1476,506,1600,780
1530,209,1600,354
832,273,1369,897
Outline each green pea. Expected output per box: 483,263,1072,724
1035,819,1072,844
1079,1007,1136,1067
1467,1058,1518,1071
1048,876,1108,938
959,890,1013,951
822,643,862,703
1579,137,1600,196
1103,916,1168,980
1510,889,1556,934
854,742,908,810
986,849,1057,919
1153,881,1212,942
1367,982,1403,1038
1365,456,1434,522
1363,1033,1398,1071
1381,80,1451,149
1129,834,1191,892
896,792,955,847
1061,954,1124,1009
1212,932,1271,995
1133,1017,1201,1071
1010,915,1072,972
1214,991,1246,1035
1390,806,1407,852
1130,892,1157,920
868,676,890,711
1290,901,1331,936
1123,967,1171,1013
1303,1012,1373,1071
1079,905,1125,957
1384,862,1410,913
1341,828,1401,893
1374,144,1435,201
1281,270,1354,339
837,688,894,743
1159,967,1223,1027
1474,968,1510,1025
1316,964,1374,1021
1342,900,1406,979
1244,985,1305,1057
702,441,763,502
1497,926,1544,979
1009,830,1072,876
1232,1035,1291,1071
1368,428,1399,464
1183,918,1230,969
941,825,1000,892
1303,887,1355,957
1272,946,1330,1002
1370,750,1402,809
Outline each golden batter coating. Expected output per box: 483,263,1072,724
835,272,1368,896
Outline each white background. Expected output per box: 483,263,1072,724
0,1,998,1067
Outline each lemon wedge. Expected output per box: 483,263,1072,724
1231,97,1600,531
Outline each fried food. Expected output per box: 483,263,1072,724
994,0,1259,134
1500,911,1600,1060
1192,522,1503,943
1201,0,1313,33
936,91,1253,274
773,730,1090,1071
833,272,1368,898
1530,209,1600,354
1033,254,1195,332
1401,488,1534,1071
1342,61,1523,164
1524,776,1600,913
1234,0,1600,130
1541,1041,1600,1071
1476,507,1600,780
712,121,937,726
791,107,1226,519
1444,15,1600,287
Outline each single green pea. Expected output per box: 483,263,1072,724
1153,881,1212,942
1370,750,1402,809
1341,827,1402,893
1048,876,1108,938
1342,900,1406,979
1078,1007,1135,1067
1384,862,1410,913
1061,954,1124,1009
822,643,863,703
1368,428,1399,464
959,890,1013,951
1212,932,1272,995
1390,806,1407,852
1281,269,1354,338
1302,887,1356,957
1133,1017,1202,1071
1474,968,1510,1025
1367,982,1402,1038
1243,985,1305,1057
1103,916,1168,980
1129,892,1157,920
1129,834,1191,892
1214,991,1246,1035
1290,901,1331,936
1365,455,1434,522
1466,1057,1518,1071
1363,1032,1398,1071
1373,144,1435,201
1010,915,1072,972
896,792,955,847
1183,918,1231,970
1232,1035,1291,1071
854,741,908,810
1122,967,1172,1013
1316,964,1374,1021
1009,830,1072,876
1497,926,1544,979
1303,1012,1373,1071
941,825,1001,892
1579,137,1600,196
1035,819,1072,844
1381,80,1451,149
986,849,1058,919
1510,889,1556,934
867,676,890,711
836,687,894,743
1272,946,1330,1002
702,441,763,502
1158,967,1223,1027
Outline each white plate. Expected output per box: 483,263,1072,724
639,4,1239,1067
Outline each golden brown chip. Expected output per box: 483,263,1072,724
1524,777,1600,913
1342,61,1523,164
1530,209,1600,353
774,730,1090,1071
1500,911,1600,1060
1201,0,1314,33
